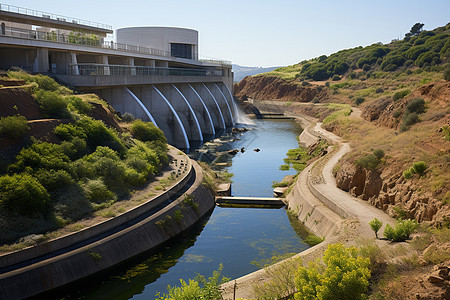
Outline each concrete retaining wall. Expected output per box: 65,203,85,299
0,161,214,300
0,147,193,269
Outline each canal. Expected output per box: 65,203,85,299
61,118,309,299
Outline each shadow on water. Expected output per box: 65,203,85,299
40,210,214,300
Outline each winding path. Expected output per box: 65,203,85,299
221,108,395,299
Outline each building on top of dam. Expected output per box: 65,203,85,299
0,3,235,150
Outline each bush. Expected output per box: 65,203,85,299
415,51,440,67
0,173,50,215
9,141,71,173
67,96,92,115
393,89,410,101
383,219,418,242
332,74,341,81
373,149,385,160
369,218,383,238
121,112,135,123
354,97,365,106
412,161,427,175
35,169,74,192
403,167,414,179
294,243,371,300
406,98,426,114
400,112,419,132
156,264,228,300
444,65,450,81
35,90,70,118
0,115,29,139
356,154,380,170
7,71,59,91
130,120,167,143
375,87,384,94
83,179,116,204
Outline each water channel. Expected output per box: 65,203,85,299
60,118,309,299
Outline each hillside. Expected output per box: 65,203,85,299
0,71,169,246
234,23,450,227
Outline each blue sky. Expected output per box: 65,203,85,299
5,0,450,67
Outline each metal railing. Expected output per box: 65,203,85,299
0,25,232,66
0,3,112,30
200,59,232,66
0,26,172,57
70,64,224,77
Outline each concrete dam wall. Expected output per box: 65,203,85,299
97,82,235,150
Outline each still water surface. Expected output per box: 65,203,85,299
64,119,308,299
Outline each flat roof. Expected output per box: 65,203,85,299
0,3,112,35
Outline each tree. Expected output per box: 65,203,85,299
406,23,424,37
369,218,383,238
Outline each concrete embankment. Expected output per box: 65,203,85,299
0,160,214,300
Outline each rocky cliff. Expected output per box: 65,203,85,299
335,161,447,224
234,75,328,102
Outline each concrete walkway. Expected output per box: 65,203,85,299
221,108,395,299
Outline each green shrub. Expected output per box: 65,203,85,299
383,219,418,242
354,97,365,106
130,120,167,143
9,141,71,173
373,149,385,160
380,55,406,71
35,90,70,118
403,167,414,179
7,71,59,91
156,264,228,300
369,218,383,238
393,89,410,101
121,112,135,123
0,173,50,215
0,115,30,139
406,98,426,114
412,161,427,175
332,74,340,81
76,117,126,155
294,243,370,300
83,179,116,204
444,65,450,81
400,112,419,132
35,169,74,192
415,51,441,67
375,87,384,94
60,137,87,160
356,154,380,170
67,96,92,115
383,220,419,242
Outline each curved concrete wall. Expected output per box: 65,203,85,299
116,27,198,60
98,82,234,150
0,161,214,300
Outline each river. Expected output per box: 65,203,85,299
58,118,309,299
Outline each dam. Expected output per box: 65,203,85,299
0,3,234,150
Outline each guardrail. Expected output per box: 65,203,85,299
0,26,172,57
200,59,232,66
0,2,112,30
70,64,224,77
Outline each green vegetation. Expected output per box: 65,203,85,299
369,218,383,238
403,161,427,178
0,115,30,139
156,264,228,300
294,243,371,300
383,219,418,242
282,140,328,172
356,148,385,170
0,72,169,244
261,24,450,82
392,89,410,101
